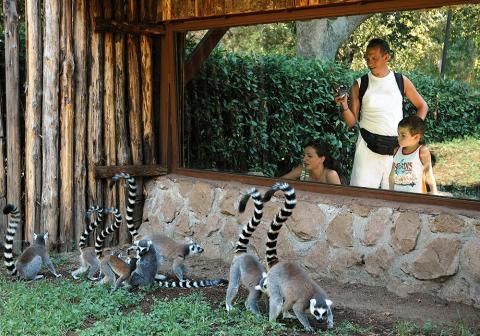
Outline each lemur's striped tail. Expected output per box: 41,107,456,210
78,206,103,250
263,182,296,269
110,172,138,240
94,207,122,256
235,188,264,254
3,204,20,276
155,276,228,288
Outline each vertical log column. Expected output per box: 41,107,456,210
41,0,60,246
114,0,131,244
0,79,6,240
59,0,75,251
3,0,21,248
88,0,104,220
42,0,60,248
73,0,88,246
141,0,156,165
127,0,144,229
103,0,117,244
25,0,43,242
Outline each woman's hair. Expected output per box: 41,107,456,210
304,140,341,173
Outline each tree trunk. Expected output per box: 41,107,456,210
73,0,88,247
42,0,60,249
296,15,371,60
440,9,452,79
114,0,131,244
88,0,104,228
4,0,22,251
59,0,75,252
25,0,43,244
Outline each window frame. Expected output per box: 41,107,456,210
165,0,480,213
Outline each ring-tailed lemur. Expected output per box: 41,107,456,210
138,234,204,281
225,188,266,314
110,172,139,239
128,239,158,288
256,182,334,332
71,206,104,280
99,250,138,291
71,207,123,280
3,204,61,280
94,207,123,256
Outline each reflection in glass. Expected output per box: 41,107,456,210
181,4,480,201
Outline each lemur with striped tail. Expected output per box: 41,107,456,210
72,207,123,280
71,206,104,280
125,239,227,290
110,172,139,240
256,182,334,332
3,204,61,280
225,187,266,314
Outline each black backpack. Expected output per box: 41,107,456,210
358,72,405,111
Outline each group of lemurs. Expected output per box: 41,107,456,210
3,172,226,291
226,182,334,331
2,175,333,331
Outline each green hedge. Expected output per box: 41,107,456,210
184,50,480,179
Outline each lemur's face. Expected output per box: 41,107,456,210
309,298,332,321
254,272,268,294
189,242,204,254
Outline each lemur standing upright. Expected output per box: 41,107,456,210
225,188,266,314
257,182,334,332
3,204,61,280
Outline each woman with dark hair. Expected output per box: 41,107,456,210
281,141,341,184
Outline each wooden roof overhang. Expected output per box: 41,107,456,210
94,0,480,213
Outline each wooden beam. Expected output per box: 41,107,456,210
184,28,228,84
168,0,480,31
94,18,166,35
95,164,168,179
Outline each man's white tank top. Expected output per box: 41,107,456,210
392,146,426,193
356,71,403,136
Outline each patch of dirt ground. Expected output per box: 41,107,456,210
60,254,480,335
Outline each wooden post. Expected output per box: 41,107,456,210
88,0,105,226
0,78,6,241
141,1,156,164
73,0,88,247
3,0,22,250
59,0,75,252
42,0,61,249
127,0,144,229
25,0,43,243
103,0,118,245
114,0,132,244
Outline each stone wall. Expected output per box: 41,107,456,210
141,175,480,308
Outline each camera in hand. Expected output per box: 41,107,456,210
335,84,348,99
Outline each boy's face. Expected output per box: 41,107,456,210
398,126,421,148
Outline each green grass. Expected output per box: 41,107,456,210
429,136,480,199
394,320,478,336
1,274,477,336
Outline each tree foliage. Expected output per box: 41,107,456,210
338,4,480,85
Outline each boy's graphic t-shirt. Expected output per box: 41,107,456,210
392,146,426,193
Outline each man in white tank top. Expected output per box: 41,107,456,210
335,38,428,189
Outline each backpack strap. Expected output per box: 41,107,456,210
394,72,405,97
358,74,369,111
